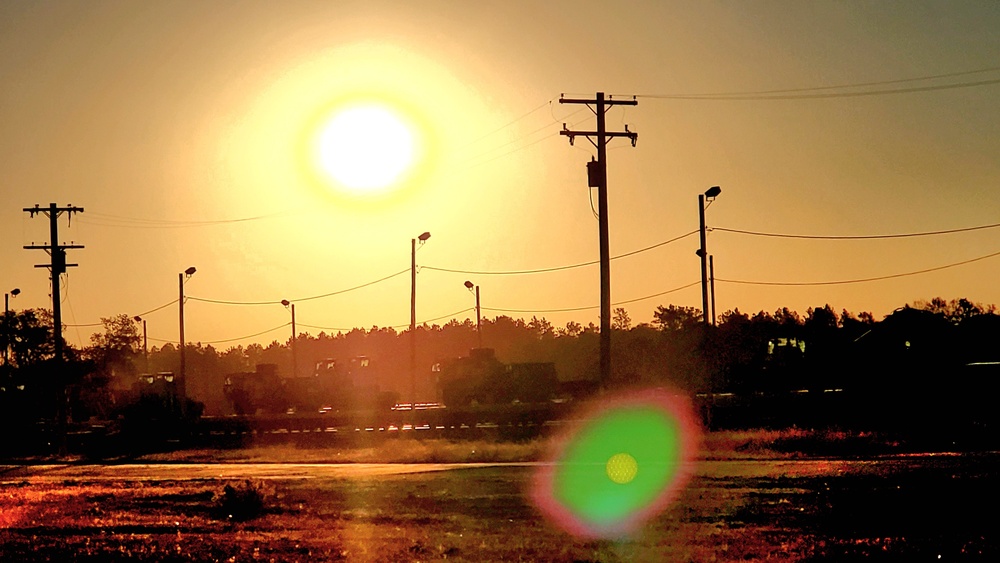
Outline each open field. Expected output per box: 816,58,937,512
2,435,997,561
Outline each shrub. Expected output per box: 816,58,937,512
215,479,272,521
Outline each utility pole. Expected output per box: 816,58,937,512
23,203,83,451
23,203,84,365
559,92,637,386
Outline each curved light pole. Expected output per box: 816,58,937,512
133,315,148,373
178,266,196,411
4,288,19,367
281,299,297,378
698,186,721,325
464,280,482,349
410,232,430,410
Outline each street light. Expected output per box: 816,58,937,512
179,266,196,412
133,315,148,373
464,280,482,349
698,186,721,325
4,288,19,367
281,299,297,378
410,232,430,410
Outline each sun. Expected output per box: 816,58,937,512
315,103,416,194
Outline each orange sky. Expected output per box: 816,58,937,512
2,1,998,350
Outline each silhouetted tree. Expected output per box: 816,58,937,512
652,305,701,332
612,308,632,331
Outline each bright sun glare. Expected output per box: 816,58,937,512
316,104,415,193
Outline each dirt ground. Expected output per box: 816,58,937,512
1,452,996,562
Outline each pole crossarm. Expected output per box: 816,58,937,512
559,96,638,106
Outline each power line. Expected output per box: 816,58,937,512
638,76,1000,101
632,65,1000,99
714,222,1000,240
143,322,292,345
297,307,476,333
459,98,556,149
460,112,591,169
718,248,1000,287
78,209,298,229
136,299,180,316
198,322,291,345
482,281,700,314
187,268,410,306
65,299,179,329
423,231,697,276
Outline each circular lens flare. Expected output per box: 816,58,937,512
531,388,701,539
316,104,415,193
606,453,639,484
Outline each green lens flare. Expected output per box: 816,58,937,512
553,405,681,526
531,389,700,538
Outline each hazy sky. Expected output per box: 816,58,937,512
2,1,998,350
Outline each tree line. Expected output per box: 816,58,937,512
1,297,997,419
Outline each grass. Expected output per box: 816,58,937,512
134,438,550,464
3,425,981,467
126,427,934,465
3,454,995,561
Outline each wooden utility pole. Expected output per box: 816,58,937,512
23,203,83,450
23,203,84,365
559,93,637,385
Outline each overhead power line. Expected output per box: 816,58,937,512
482,281,700,314
142,322,292,345
297,307,476,333
424,231,697,276
459,98,556,149
633,65,1000,98
713,222,1000,240
198,322,291,345
636,66,1000,100
638,77,1000,101
718,248,1000,287
460,112,591,169
188,268,409,306
77,208,300,229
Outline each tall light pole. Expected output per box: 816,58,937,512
133,315,148,373
698,186,721,325
4,288,19,367
410,232,430,408
281,300,297,378
464,280,482,349
709,255,717,327
178,266,196,408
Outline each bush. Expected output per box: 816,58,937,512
215,479,272,521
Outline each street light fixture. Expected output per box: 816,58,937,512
410,232,430,412
699,186,721,326
281,299,297,378
464,280,482,349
